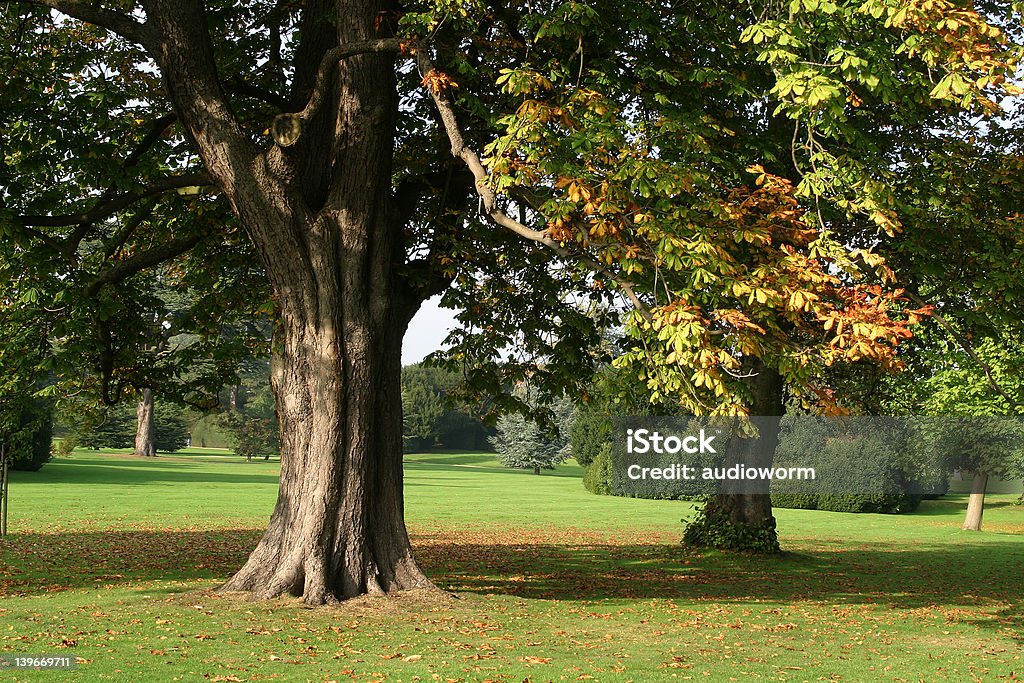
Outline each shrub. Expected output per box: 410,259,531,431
582,443,614,495
52,436,77,458
771,418,922,514
155,411,191,452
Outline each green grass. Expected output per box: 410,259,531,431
1,450,1022,682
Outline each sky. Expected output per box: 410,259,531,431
401,295,459,366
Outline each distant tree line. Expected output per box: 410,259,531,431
401,364,493,453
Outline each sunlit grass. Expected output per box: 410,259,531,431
0,450,1021,681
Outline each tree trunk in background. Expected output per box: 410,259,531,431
134,388,156,457
1,445,8,537
962,471,988,531
683,359,784,552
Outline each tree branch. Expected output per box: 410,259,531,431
122,113,177,169
15,172,213,228
905,290,1024,411
22,0,155,50
85,231,208,297
291,38,406,122
142,0,256,187
224,78,290,110
415,49,652,322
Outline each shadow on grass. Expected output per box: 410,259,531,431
18,459,281,486
912,495,1021,516
416,536,1019,600
404,459,583,479
1,528,1022,637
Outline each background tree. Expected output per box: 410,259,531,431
75,400,191,453
491,395,574,474
401,363,492,452
218,369,281,461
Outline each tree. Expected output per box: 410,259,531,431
401,363,491,452
218,377,280,461
134,388,157,457
911,339,1024,531
2,0,1018,600
401,366,447,452
491,396,574,474
76,400,191,452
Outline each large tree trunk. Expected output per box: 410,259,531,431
962,471,988,531
134,388,156,457
683,359,784,552
147,0,437,603
215,0,431,603
220,298,430,603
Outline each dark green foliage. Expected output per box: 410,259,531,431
569,402,610,467
218,382,279,461
582,443,613,495
771,418,925,514
681,499,781,554
76,400,191,453
9,398,53,472
154,411,190,453
402,380,444,452
401,363,491,453
77,407,135,450
219,411,278,461
189,415,233,448
436,411,492,451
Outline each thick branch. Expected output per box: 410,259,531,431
123,114,178,169
224,78,290,109
15,172,213,228
142,0,256,188
294,38,406,121
85,232,207,297
415,50,652,321
23,0,155,49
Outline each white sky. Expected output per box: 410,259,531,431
401,295,458,366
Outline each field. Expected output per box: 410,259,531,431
1,450,1022,682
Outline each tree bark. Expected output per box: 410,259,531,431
683,359,784,552
134,388,156,457
143,0,438,603
962,471,988,531
219,282,431,603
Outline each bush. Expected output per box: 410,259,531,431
771,418,922,514
190,414,233,448
222,413,278,460
52,436,77,458
155,411,191,452
77,406,135,449
582,443,614,495
681,497,781,553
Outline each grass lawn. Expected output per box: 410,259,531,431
1,450,1022,682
